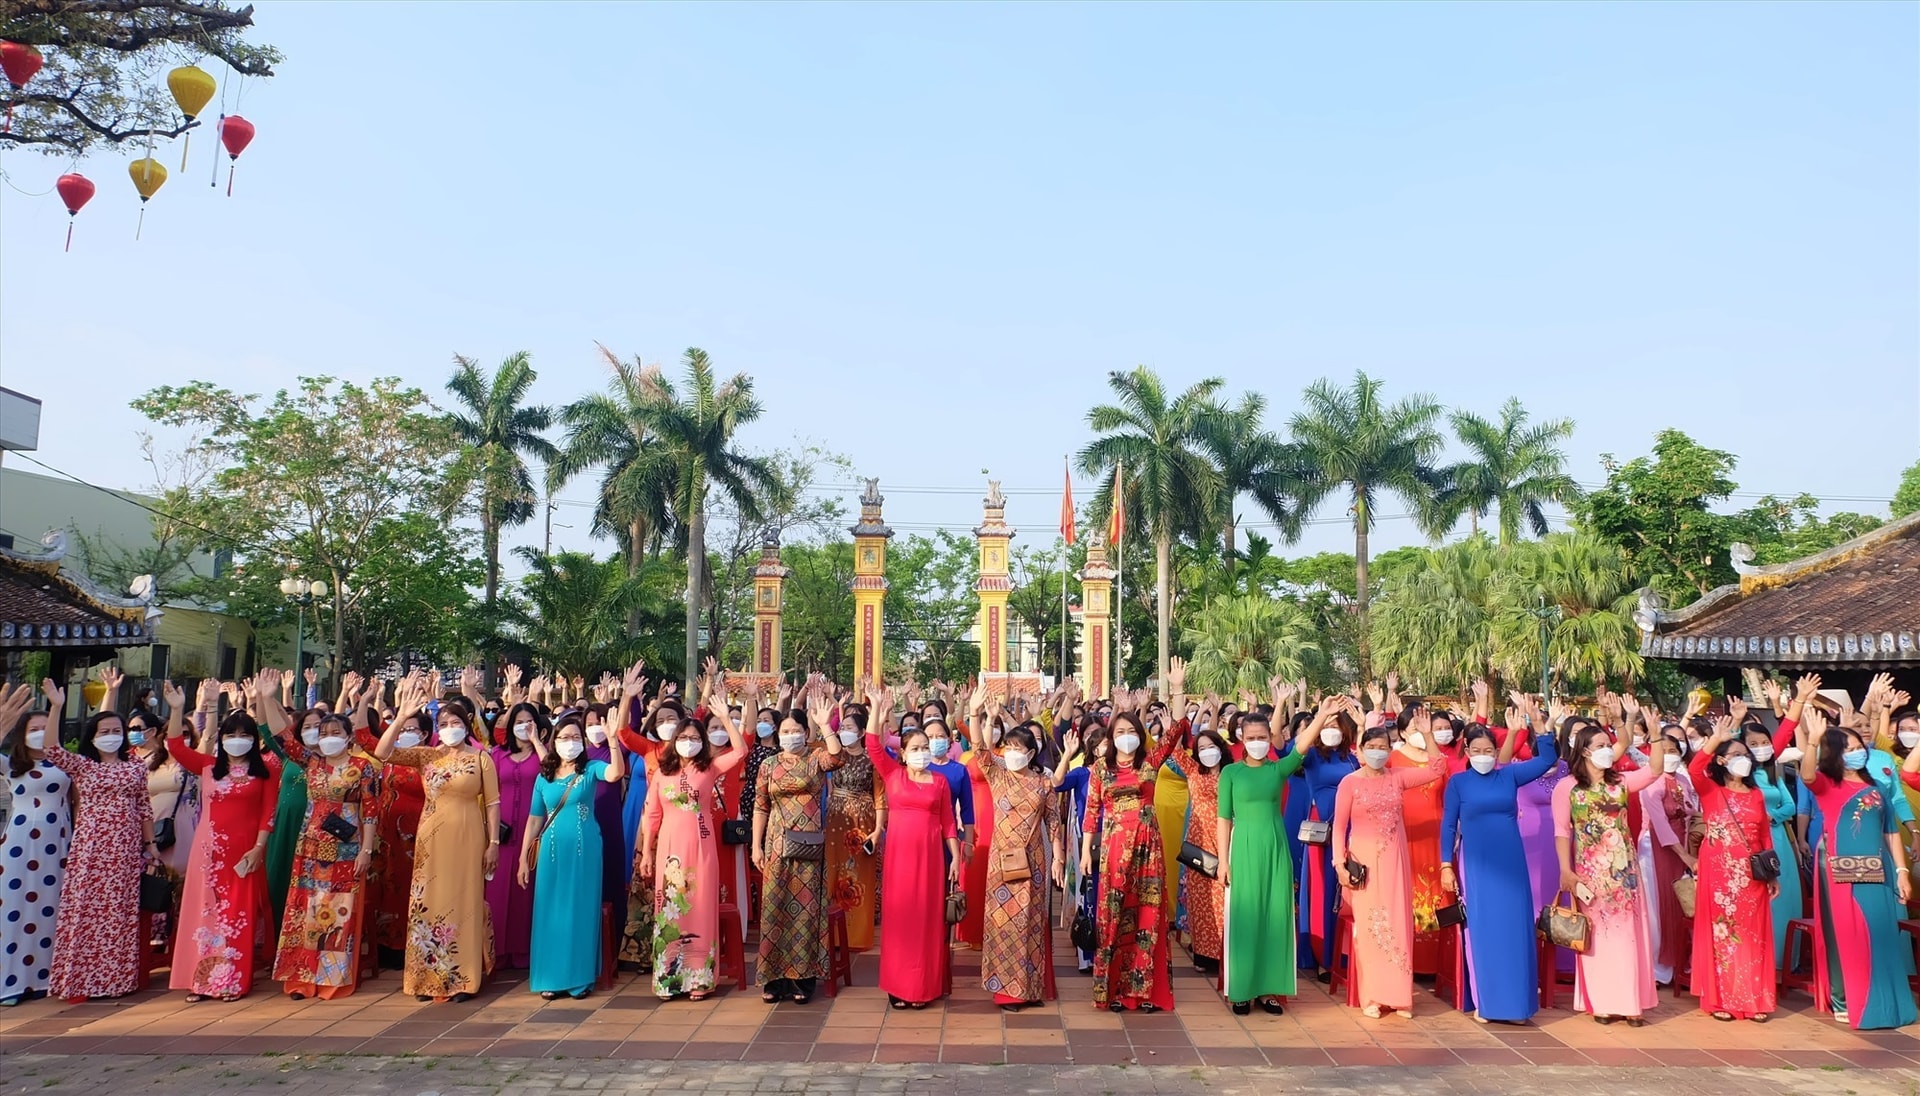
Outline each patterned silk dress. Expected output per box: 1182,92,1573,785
394,746,500,999
1172,741,1223,965
273,748,380,998
979,754,1058,1004
826,750,882,950
43,742,151,1000
754,748,846,986
1087,731,1181,1011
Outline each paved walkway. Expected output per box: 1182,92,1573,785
6,1057,1917,1095
2,929,1916,1082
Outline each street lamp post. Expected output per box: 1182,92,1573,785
1531,594,1561,700
279,572,353,694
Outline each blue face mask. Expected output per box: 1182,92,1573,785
928,737,951,759
127,729,148,747
1842,748,1869,772
756,721,775,740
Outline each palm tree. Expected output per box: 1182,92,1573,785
1440,397,1581,546
1369,537,1501,693
1078,367,1224,694
1490,533,1642,691
1286,371,1450,677
1181,594,1320,697
443,352,558,639
550,346,680,579
507,546,674,679
639,348,782,691
1202,391,1303,577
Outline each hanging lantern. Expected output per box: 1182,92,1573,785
81,678,107,709
128,157,167,239
0,40,44,134
166,64,216,170
218,114,254,196
55,172,94,252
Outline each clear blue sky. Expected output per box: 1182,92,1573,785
2,1,1915,572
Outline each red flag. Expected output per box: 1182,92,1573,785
1107,462,1124,547
1060,462,1077,546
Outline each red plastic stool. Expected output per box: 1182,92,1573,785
1778,917,1823,1011
1669,913,1694,998
824,905,853,997
716,901,747,989
597,902,621,990
1327,907,1358,1007
1536,937,1562,1009
1432,921,1467,1012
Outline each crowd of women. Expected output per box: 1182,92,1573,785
0,657,1915,1032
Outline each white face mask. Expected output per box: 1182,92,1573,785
1406,730,1426,749
1663,753,1683,774
556,739,585,761
1432,727,1456,746
302,726,322,746
674,738,701,759
1751,743,1774,764
905,749,933,771
1588,746,1616,770
93,733,124,753
587,725,608,745
1003,749,1031,772
438,724,467,747
24,728,45,750
1319,727,1343,747
1197,746,1224,768
1113,733,1142,756
221,736,254,757
779,731,806,753
1243,740,1271,760
1725,756,1754,779
317,736,350,757
513,721,534,741
395,731,423,750
838,728,861,747
1469,754,1497,775
1900,730,1920,750
657,721,679,739
708,729,730,747
1362,748,1389,770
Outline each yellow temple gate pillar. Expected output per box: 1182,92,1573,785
974,481,1014,675
751,532,790,676
850,478,892,685
1077,529,1117,699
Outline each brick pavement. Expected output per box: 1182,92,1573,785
2,928,1916,1074
4,1057,1917,1096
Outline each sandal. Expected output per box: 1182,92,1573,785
689,992,709,1002
219,995,241,1004
792,991,813,1005
1623,1017,1645,1028
1259,998,1285,1016
1711,1011,1734,1022
1230,1001,1250,1016
1361,1004,1382,1019
451,992,475,1004
543,992,564,1001
762,990,781,1004
1752,1014,1771,1024
890,997,910,1010
1593,1014,1616,1025
184,994,206,1004
569,989,592,1000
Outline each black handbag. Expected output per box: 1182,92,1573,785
497,821,513,847
152,774,190,851
1435,900,1466,929
1070,879,1097,953
320,812,358,843
721,820,750,846
944,886,967,926
1343,856,1368,888
1749,849,1783,883
1176,840,1218,880
781,828,825,861
139,869,172,914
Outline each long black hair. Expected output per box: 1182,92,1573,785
657,712,715,776
1569,724,1620,789
6,707,47,779
1099,713,1151,771
501,701,550,752
212,710,271,781
1817,727,1866,785
1192,729,1232,773
541,713,588,782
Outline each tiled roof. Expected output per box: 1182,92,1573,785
0,556,153,649
1645,511,1919,666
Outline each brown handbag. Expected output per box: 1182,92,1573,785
1536,889,1591,953
997,844,1032,884
1830,854,1886,885
1672,874,1697,918
781,828,826,861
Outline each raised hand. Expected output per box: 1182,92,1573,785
621,660,646,700
1166,656,1187,696
0,683,35,736
101,665,125,694
1364,681,1384,709
1727,695,1749,725
1794,673,1823,703
303,666,318,688
161,680,186,712
460,665,482,697
42,678,65,713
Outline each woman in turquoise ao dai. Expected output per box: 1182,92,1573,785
518,704,627,999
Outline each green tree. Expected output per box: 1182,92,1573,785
1440,397,1581,545
347,513,486,670
1078,367,1224,694
637,348,781,690
1892,460,1920,520
1007,544,1071,678
1730,494,1881,566
708,444,852,670
1370,537,1501,694
885,532,981,682
1201,391,1302,577
550,347,679,579
778,541,855,680
442,352,557,658
1182,594,1320,697
2,0,280,155
1576,429,1740,605
1490,533,1643,692
1285,371,1449,676
506,547,678,679
132,376,456,687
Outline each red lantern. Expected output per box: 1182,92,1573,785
219,114,255,196
0,41,44,134
55,172,94,252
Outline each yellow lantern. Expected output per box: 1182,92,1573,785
128,157,167,239
82,678,107,709
166,64,216,170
